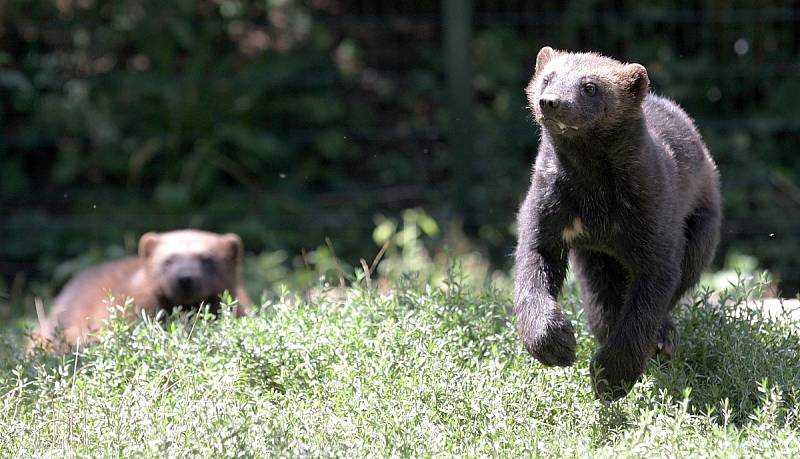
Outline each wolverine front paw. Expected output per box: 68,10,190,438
590,346,646,401
517,308,577,367
656,319,679,359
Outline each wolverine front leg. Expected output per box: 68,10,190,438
514,243,574,366
590,263,680,401
233,285,253,317
570,250,628,344
514,193,575,366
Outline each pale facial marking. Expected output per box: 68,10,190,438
154,232,223,257
562,218,587,243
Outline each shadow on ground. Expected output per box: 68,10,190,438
648,296,800,426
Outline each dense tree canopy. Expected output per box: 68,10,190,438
1,0,798,298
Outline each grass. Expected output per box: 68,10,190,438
2,271,800,457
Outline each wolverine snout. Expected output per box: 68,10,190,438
176,275,196,292
165,258,208,301
538,94,561,112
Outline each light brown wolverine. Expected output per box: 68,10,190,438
32,230,252,350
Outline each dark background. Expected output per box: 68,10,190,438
2,0,799,310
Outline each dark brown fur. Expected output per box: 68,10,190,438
31,230,252,350
514,47,721,400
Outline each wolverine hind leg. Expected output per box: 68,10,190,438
658,203,721,359
672,204,721,306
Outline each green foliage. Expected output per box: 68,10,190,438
0,0,370,290
2,1,799,306
3,272,800,455
243,209,510,300
372,208,441,281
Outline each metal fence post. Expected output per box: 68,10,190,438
443,0,476,212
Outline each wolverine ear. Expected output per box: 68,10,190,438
221,233,244,262
138,232,160,259
535,46,557,75
621,63,649,100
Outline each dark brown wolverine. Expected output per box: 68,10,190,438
514,47,721,401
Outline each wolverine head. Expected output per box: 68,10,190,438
138,230,243,306
526,46,649,137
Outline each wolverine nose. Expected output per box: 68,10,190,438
177,276,195,291
539,94,561,112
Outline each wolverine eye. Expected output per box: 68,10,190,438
582,82,597,96
542,76,550,86
200,255,215,269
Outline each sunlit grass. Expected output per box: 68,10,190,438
2,272,799,456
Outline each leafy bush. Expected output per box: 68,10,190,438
2,1,799,308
